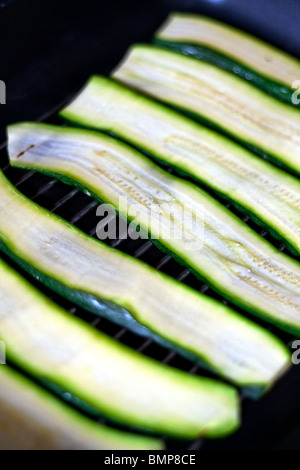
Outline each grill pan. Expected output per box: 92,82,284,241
1,0,300,450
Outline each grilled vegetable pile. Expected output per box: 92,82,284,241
1,11,299,449
6,126,290,388
154,13,300,106
113,44,300,176
61,77,300,255
0,257,240,439
8,123,300,336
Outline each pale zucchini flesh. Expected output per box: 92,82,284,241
155,13,300,103
0,366,163,450
59,77,300,255
0,162,290,389
112,45,300,176
0,257,240,439
7,123,300,339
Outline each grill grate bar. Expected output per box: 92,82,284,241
91,317,101,328
189,364,200,375
162,351,177,364
68,307,77,315
176,269,190,282
14,170,35,187
113,328,128,341
155,254,173,270
110,238,125,249
51,188,79,212
137,339,153,353
199,284,210,294
70,200,98,225
133,240,153,258
31,179,58,200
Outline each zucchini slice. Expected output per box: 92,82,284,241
154,13,300,106
0,161,290,389
59,77,300,255
7,123,300,338
0,257,239,439
112,44,300,175
0,366,163,450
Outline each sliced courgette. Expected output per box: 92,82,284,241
0,161,289,389
154,13,300,106
59,77,300,255
7,122,300,338
0,366,163,450
112,44,300,175
0,257,240,439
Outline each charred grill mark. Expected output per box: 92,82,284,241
16,144,35,159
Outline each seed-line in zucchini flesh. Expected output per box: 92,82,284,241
154,13,300,106
0,366,164,450
59,76,300,255
0,160,290,389
0,256,241,439
8,122,300,340
112,45,300,176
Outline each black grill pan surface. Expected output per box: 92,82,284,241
1,0,300,450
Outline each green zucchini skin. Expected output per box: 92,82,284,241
58,76,300,255
112,45,300,176
0,161,290,390
153,39,299,108
154,13,300,106
0,366,164,450
0,257,240,439
7,123,300,339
